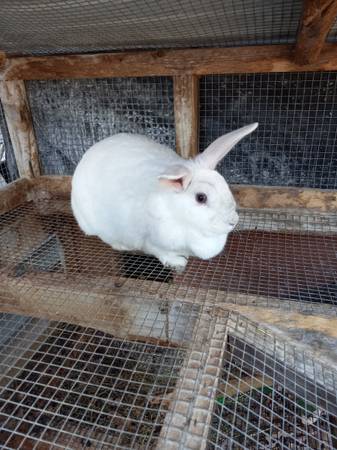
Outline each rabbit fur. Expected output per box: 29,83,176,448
71,123,258,271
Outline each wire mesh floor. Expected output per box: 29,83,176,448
1,311,337,449
0,199,337,313
1,199,337,448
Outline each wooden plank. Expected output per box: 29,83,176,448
0,271,199,346
27,175,337,213
0,80,41,178
3,44,337,81
295,0,337,65
174,75,199,158
157,315,228,450
0,177,32,214
231,184,337,212
0,52,5,70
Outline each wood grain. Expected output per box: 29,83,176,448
0,80,41,178
0,177,32,214
231,184,337,212
295,0,337,64
0,52,5,70
3,44,337,81
25,175,337,213
174,75,199,158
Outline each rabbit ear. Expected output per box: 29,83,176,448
158,165,192,191
195,123,258,170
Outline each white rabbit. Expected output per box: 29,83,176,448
71,123,258,271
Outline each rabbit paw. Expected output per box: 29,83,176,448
161,255,188,272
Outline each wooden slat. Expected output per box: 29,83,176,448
0,80,41,178
0,177,32,214
174,75,199,158
0,52,5,70
231,184,337,212
295,0,337,64
0,271,200,346
3,44,337,81
157,314,228,450
25,175,337,213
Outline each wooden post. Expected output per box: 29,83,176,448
0,52,5,70
0,80,41,178
174,75,199,158
294,0,337,64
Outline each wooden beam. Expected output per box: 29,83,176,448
295,0,337,64
3,44,337,81
174,75,199,158
158,315,228,450
231,184,337,212
0,271,198,346
0,52,5,70
24,175,337,213
0,177,32,214
0,81,41,178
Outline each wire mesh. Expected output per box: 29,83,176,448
0,198,337,320
26,77,175,175
207,312,337,450
1,309,337,449
200,72,337,189
0,0,303,56
0,102,19,186
0,314,186,449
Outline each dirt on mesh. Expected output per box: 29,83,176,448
0,322,185,449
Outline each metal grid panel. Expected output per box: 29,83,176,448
0,1,303,56
26,77,175,175
0,101,18,186
0,314,186,449
200,72,337,189
208,312,337,449
1,310,337,449
0,199,337,318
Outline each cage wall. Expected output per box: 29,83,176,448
26,77,175,175
26,70,337,191
200,72,337,189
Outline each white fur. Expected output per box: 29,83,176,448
71,124,258,271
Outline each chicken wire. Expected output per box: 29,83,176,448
0,0,303,56
26,77,175,175
0,102,18,186
200,72,337,189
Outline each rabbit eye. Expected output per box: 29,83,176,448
196,192,207,204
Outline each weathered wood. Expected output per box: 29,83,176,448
295,0,337,64
0,52,5,70
174,75,199,158
1,268,337,358
29,175,72,201
158,314,228,450
0,80,40,178
0,271,198,345
3,44,337,81
24,175,337,213
231,184,337,212
0,177,32,214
